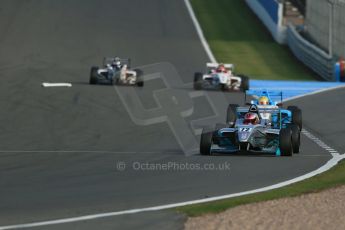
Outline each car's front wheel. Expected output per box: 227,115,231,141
134,69,144,87
290,124,300,153
279,127,293,156
200,127,213,155
194,72,203,90
89,66,99,85
239,75,249,92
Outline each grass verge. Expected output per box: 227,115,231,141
190,0,316,80
176,159,345,217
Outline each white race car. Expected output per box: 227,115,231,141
193,63,249,92
89,57,144,87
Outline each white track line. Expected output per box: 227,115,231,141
184,0,217,63
301,130,341,158
41,83,72,87
0,2,344,229
281,84,345,102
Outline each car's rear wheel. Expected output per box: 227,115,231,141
239,75,249,92
279,127,293,156
89,66,99,85
226,104,239,127
288,106,302,131
194,72,203,90
220,84,228,91
200,127,213,155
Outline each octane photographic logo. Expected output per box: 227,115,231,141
113,62,230,156
115,161,231,172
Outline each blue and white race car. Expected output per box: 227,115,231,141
238,89,303,131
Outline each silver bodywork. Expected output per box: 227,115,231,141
97,65,137,85
91,57,142,85
211,119,280,154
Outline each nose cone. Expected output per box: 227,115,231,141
238,131,249,142
216,73,227,83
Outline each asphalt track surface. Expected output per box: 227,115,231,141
0,0,338,229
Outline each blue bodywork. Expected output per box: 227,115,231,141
250,80,344,100
247,89,282,106
246,89,293,128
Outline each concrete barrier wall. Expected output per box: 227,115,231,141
258,0,279,23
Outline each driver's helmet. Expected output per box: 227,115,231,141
243,112,260,125
113,57,121,69
258,96,269,105
216,64,226,73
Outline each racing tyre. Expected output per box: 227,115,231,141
137,81,144,87
289,107,302,131
279,128,293,156
239,75,249,92
287,106,299,111
220,84,228,92
89,66,99,85
194,72,203,90
289,124,300,153
135,69,144,87
200,127,213,155
226,104,239,127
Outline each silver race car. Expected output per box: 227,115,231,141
200,104,300,156
194,63,249,92
89,57,144,87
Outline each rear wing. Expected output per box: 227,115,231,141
206,62,234,70
237,107,282,113
103,57,131,68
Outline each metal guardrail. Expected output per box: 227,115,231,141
287,25,335,81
